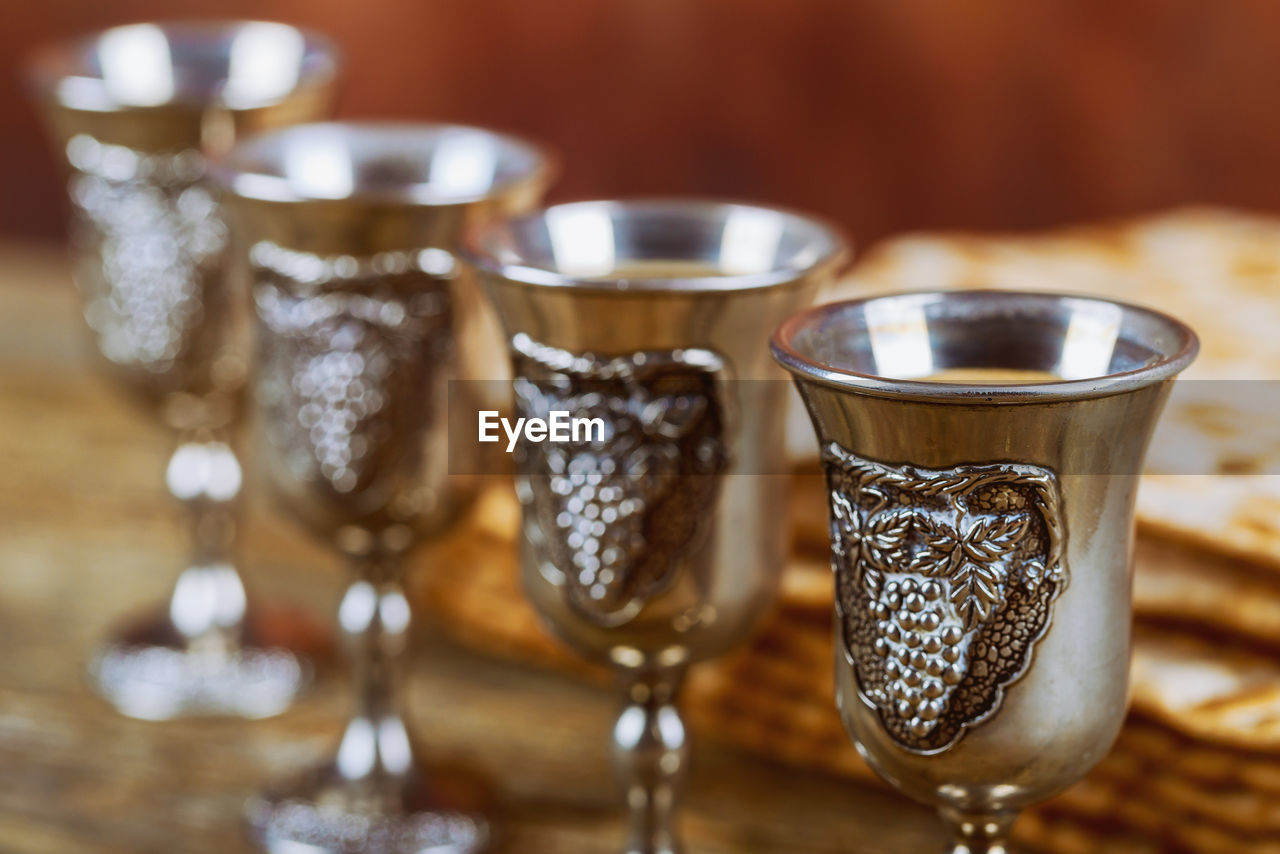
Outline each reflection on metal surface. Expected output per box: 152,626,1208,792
718,205,784,275
224,23,306,108
165,439,242,501
547,203,617,276
280,125,356,200
168,562,245,636
823,444,1066,753
512,334,728,626
91,636,304,722
426,130,500,197
866,292,935,379
97,24,174,106
246,793,487,854
1056,298,1122,380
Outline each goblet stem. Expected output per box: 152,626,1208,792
165,432,248,649
244,550,499,850
939,807,1019,854
336,555,417,795
91,430,308,720
245,554,493,852
611,668,690,854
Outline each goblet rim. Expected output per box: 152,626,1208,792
25,19,340,113
210,120,556,209
461,197,851,294
771,288,1199,403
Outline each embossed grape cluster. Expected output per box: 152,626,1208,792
871,574,969,738
969,484,1028,514
293,336,389,493
72,156,226,372
547,453,649,605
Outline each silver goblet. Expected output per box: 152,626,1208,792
772,291,1198,853
26,20,340,720
215,121,553,854
465,199,847,854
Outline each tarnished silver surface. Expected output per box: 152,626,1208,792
773,290,1198,853
27,20,339,720
466,199,847,854
217,121,552,854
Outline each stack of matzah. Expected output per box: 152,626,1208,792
412,208,1280,852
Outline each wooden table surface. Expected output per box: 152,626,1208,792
0,241,943,854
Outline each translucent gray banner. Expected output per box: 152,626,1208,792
445,380,1280,476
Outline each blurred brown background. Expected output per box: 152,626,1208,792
4,0,1280,246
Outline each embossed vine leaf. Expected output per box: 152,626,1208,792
848,507,914,596
911,514,1029,629
954,515,1028,629
861,509,914,571
961,515,1029,565
831,490,859,551
908,521,961,578
949,555,1007,629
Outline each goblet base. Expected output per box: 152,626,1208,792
245,756,492,854
89,603,319,721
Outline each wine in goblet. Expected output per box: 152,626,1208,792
465,199,847,854
771,290,1198,853
215,121,553,853
26,20,340,720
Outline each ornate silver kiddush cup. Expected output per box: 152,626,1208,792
771,291,1198,853
215,121,552,854
464,200,847,854
26,21,340,720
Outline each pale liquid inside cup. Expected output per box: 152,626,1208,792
592,260,729,279
913,367,1064,384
